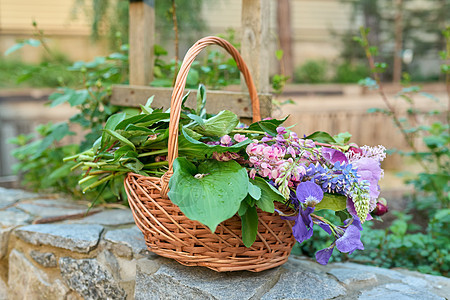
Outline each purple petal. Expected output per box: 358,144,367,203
343,218,363,231
315,247,334,265
335,225,364,254
318,222,333,235
296,181,324,205
322,148,348,164
292,207,314,243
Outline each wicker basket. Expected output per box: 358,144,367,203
125,36,295,272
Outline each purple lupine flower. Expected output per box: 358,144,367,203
292,206,315,243
322,148,348,165
346,198,373,221
316,246,334,265
296,181,323,207
276,126,287,135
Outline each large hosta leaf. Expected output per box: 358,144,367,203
168,158,249,232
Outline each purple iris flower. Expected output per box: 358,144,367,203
314,218,364,265
316,246,334,265
291,181,324,244
353,157,382,200
292,206,315,243
296,181,324,207
322,148,348,165
336,225,364,254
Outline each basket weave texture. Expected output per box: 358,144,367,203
125,36,295,272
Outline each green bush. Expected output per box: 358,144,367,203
333,62,370,83
294,60,329,83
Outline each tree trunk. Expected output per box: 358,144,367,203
277,0,293,81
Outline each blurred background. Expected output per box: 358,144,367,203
0,0,448,275
0,0,448,191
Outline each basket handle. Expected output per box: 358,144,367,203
160,36,262,196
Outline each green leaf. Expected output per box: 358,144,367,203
68,90,89,106
315,193,347,211
49,90,73,107
104,129,136,150
187,114,205,127
4,39,41,56
333,132,352,145
178,127,251,158
275,49,284,61
247,117,288,136
140,96,154,114
248,181,261,200
250,177,283,213
168,158,249,232
305,131,337,143
196,84,207,117
192,110,239,137
50,123,74,141
102,112,127,147
238,200,249,216
240,205,258,247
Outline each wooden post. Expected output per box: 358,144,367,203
241,0,270,93
129,0,155,85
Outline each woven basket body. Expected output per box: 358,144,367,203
125,36,295,272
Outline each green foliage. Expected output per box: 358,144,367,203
74,0,206,50
168,158,249,233
333,62,370,83
8,41,129,201
337,26,450,276
152,30,241,89
0,59,80,88
294,60,329,83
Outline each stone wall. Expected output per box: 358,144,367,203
1,187,449,300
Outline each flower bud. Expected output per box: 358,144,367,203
372,198,388,216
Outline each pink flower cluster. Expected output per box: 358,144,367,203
210,134,248,162
245,127,321,195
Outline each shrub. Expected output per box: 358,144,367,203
294,60,329,83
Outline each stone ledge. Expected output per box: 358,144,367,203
0,187,449,300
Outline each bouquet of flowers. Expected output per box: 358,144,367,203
68,84,387,266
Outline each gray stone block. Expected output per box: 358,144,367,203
0,188,38,209
262,269,346,300
0,209,32,227
30,250,57,268
135,259,282,300
16,199,87,218
8,250,70,300
104,226,149,258
359,283,444,300
14,224,103,253
332,262,405,281
328,267,377,285
59,257,126,300
67,209,134,226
